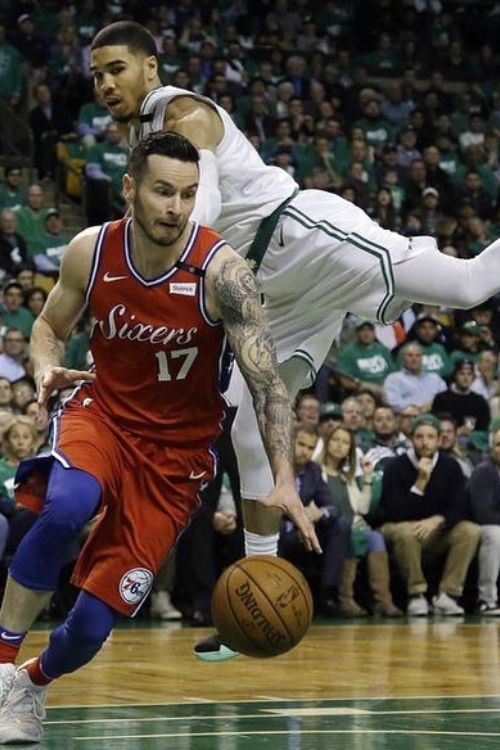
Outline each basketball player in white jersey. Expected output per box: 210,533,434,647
89,22,500,661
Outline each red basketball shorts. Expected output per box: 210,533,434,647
19,396,216,616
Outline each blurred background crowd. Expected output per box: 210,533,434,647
0,0,500,624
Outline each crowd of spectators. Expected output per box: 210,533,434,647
1,0,500,622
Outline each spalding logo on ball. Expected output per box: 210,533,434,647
212,555,313,658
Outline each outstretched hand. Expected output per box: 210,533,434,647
37,366,96,407
260,485,322,554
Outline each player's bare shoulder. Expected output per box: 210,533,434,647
60,225,101,293
164,94,224,150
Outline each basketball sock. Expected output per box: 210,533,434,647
0,628,26,664
25,656,51,686
39,590,118,680
244,530,279,557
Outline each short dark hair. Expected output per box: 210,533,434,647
128,131,199,182
92,21,158,60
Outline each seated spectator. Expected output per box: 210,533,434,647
341,396,365,446
397,404,421,446
31,209,71,274
278,428,349,615
396,125,421,169
11,376,35,412
0,210,28,281
432,358,490,434
356,388,378,435
458,171,494,221
337,319,394,397
362,405,408,469
384,342,446,413
0,166,26,211
15,264,36,291
312,402,343,461
407,313,451,378
0,327,27,382
0,282,34,339
24,287,48,320
438,413,474,478
29,83,75,180
295,393,320,433
77,99,112,147
468,426,500,615
377,414,480,615
450,321,483,366
85,122,128,222
472,350,499,402
0,23,23,112
23,398,50,452
321,425,402,617
0,378,13,409
354,98,393,152
16,185,49,259
413,187,445,236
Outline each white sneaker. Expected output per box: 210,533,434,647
478,601,500,616
406,595,429,616
432,592,464,616
0,664,15,708
0,661,47,744
150,591,182,621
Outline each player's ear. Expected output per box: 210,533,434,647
145,55,158,83
122,172,135,205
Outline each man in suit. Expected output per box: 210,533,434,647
279,428,349,613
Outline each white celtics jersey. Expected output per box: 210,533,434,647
132,86,298,255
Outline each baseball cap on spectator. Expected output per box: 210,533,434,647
460,321,481,336
319,402,342,422
354,318,375,329
45,208,60,219
422,187,439,198
17,14,32,24
411,413,441,433
416,313,438,325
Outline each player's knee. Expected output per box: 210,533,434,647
43,466,101,536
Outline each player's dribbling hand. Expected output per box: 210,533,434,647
261,486,322,554
37,366,96,407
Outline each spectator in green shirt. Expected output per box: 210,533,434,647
338,319,394,397
450,321,483,366
31,209,71,275
16,184,49,259
0,166,26,212
85,122,128,221
406,314,452,379
0,282,34,339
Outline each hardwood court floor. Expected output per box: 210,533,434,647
22,618,500,748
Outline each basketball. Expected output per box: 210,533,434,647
211,555,313,658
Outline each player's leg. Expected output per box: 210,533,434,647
0,462,101,686
194,356,313,662
392,235,500,309
0,590,118,744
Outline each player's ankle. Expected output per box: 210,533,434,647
244,530,279,556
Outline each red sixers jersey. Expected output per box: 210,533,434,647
80,218,227,446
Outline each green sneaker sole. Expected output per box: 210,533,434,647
194,644,240,662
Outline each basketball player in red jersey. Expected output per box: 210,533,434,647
0,131,319,744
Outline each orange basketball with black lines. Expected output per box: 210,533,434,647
211,555,313,658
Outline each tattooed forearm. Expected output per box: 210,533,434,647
215,256,294,473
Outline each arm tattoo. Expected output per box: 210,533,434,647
215,257,294,473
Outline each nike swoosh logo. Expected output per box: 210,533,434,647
189,470,206,480
0,632,24,641
103,272,128,283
